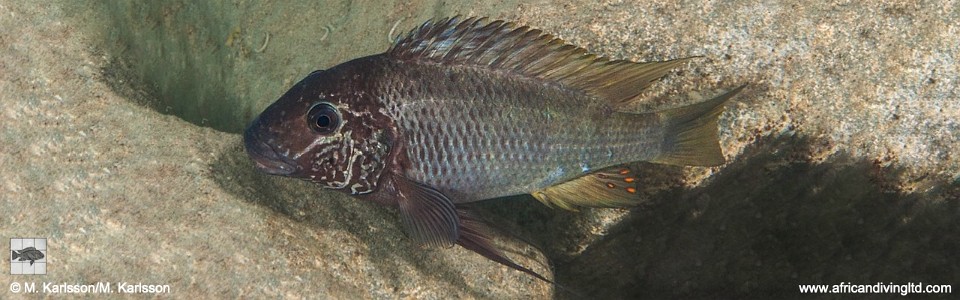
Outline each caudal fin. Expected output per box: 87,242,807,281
12,250,19,260
652,85,746,166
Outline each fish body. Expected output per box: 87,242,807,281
12,247,44,265
244,17,743,282
372,57,663,203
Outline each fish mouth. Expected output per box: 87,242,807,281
243,127,297,176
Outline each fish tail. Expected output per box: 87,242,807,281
11,250,18,260
652,85,746,166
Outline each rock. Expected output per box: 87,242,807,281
510,1,960,298
2,0,957,299
1,1,548,298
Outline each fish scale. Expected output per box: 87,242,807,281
375,58,665,202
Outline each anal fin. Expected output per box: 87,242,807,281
532,165,642,211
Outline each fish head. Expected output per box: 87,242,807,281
244,67,393,195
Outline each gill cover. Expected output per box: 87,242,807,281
244,67,393,195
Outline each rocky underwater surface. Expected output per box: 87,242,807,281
1,0,957,299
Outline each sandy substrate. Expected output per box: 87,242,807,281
0,1,548,299
2,0,958,299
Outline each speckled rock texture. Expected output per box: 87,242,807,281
2,0,957,299
510,1,959,298
1,1,547,299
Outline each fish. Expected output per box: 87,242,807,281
244,16,744,283
12,247,44,265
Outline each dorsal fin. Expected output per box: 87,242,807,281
388,16,692,105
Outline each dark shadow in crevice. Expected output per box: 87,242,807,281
517,133,959,299
78,1,245,133
472,161,687,265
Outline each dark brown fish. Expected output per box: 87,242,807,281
244,16,743,283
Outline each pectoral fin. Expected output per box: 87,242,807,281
392,175,460,248
532,165,642,211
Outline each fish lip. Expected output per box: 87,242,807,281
251,153,297,176
243,127,297,176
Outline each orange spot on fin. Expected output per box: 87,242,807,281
531,164,641,211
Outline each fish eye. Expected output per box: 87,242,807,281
307,102,340,134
